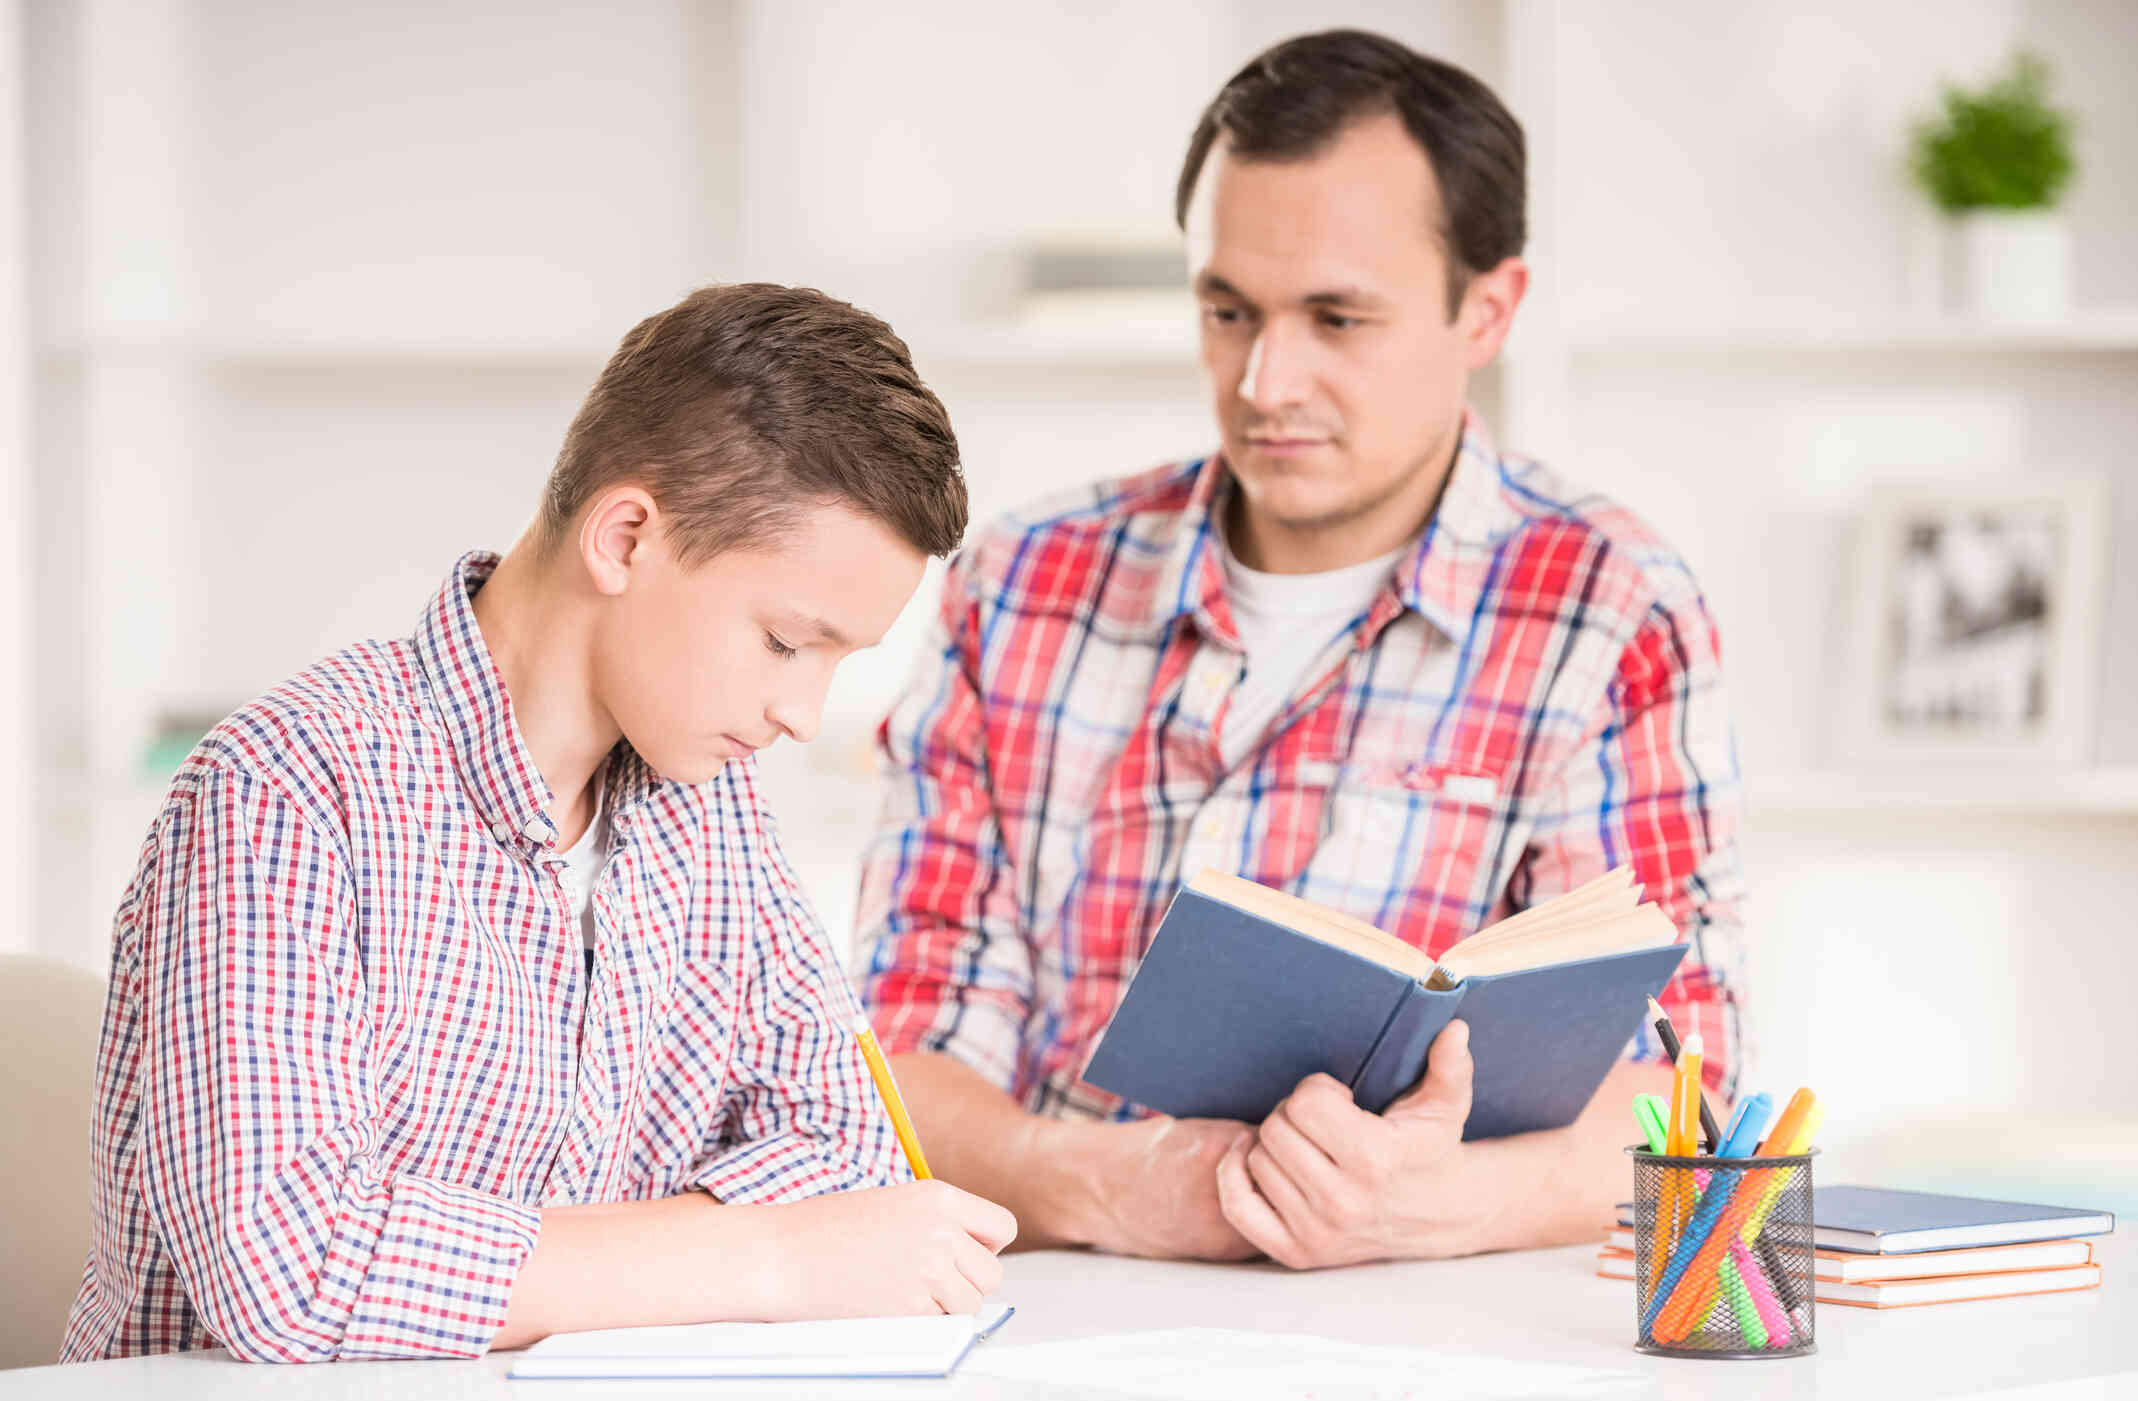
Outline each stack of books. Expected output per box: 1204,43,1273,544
1598,1185,2113,1310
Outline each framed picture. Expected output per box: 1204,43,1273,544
1836,477,2109,765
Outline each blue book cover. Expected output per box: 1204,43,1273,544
1812,1186,2117,1254
1081,884,1689,1138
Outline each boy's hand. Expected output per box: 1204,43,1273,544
741,1179,1018,1318
1081,1115,1261,1262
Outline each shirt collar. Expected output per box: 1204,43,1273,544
1148,457,1240,646
412,552,659,849
1152,407,1523,646
1392,408,1528,643
412,552,556,846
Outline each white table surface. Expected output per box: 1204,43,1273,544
8,1232,2129,1400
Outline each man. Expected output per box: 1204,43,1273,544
858,31,1743,1269
64,284,1014,1363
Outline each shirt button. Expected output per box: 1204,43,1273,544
490,824,510,843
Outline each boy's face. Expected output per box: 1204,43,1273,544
1185,112,1516,550
591,500,926,785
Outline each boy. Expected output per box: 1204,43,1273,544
63,283,1014,1363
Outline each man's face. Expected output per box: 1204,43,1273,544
591,501,925,785
1185,112,1509,550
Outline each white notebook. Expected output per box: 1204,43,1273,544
508,1305,1015,1380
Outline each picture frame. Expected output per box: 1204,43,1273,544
1835,476,2109,766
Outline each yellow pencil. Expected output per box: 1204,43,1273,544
854,1019,932,1179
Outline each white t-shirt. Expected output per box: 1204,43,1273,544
550,783,612,954
1217,536,1407,767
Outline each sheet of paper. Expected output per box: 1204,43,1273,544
961,1328,1642,1399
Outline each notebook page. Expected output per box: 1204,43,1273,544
509,1305,1013,1379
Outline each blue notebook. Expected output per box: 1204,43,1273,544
1082,867,1689,1139
1811,1186,2117,1254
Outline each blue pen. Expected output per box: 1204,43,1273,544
1718,1093,1773,1160
1639,1092,1776,1333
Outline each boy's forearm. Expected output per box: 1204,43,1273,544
494,1192,774,1350
887,1051,1105,1250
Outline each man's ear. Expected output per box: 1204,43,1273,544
1459,256,1529,372
578,486,659,598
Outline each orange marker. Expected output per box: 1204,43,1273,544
1757,1087,1818,1157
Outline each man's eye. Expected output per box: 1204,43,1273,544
764,632,797,659
1319,313,1360,331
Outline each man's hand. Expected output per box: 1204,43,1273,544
739,1179,1019,1318
1083,1115,1261,1262
1215,1019,1478,1269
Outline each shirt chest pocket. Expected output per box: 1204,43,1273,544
1294,758,1523,943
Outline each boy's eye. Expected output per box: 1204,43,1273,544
1203,304,1247,325
764,632,798,659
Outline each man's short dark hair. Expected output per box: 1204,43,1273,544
541,283,967,565
1176,29,1526,317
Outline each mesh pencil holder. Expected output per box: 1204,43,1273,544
1629,1146,1818,1359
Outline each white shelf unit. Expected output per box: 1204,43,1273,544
1753,767,2138,817
1564,309,2138,357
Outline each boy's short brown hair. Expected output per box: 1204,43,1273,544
541,283,967,564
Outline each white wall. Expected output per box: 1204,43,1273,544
0,0,32,954
14,0,2136,1204
1539,2,2138,1199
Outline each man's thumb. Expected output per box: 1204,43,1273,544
1387,1018,1473,1126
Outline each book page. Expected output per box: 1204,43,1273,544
1188,864,1674,986
1187,869,1438,982
1437,905,1677,981
1442,867,1638,956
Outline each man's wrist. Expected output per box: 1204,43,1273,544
1004,1112,1115,1250
1432,1128,1589,1258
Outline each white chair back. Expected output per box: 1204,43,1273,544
0,955,107,1369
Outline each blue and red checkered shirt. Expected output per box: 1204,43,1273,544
65,553,904,1363
859,413,1745,1118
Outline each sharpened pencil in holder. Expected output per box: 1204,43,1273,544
1629,1147,1817,1359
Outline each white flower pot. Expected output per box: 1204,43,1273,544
1947,210,2072,323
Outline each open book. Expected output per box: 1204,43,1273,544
1081,866,1688,1138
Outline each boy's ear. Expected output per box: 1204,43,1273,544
580,487,659,596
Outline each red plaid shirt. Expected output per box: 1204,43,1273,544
859,413,1744,1118
64,553,904,1364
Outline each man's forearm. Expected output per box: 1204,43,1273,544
1449,1059,1679,1255
888,1051,1105,1250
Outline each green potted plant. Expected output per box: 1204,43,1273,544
1910,51,2076,321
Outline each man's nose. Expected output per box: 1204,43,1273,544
1238,322,1310,415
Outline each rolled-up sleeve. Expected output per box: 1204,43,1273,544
1519,591,1746,1100
135,766,540,1361
854,550,1038,1096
